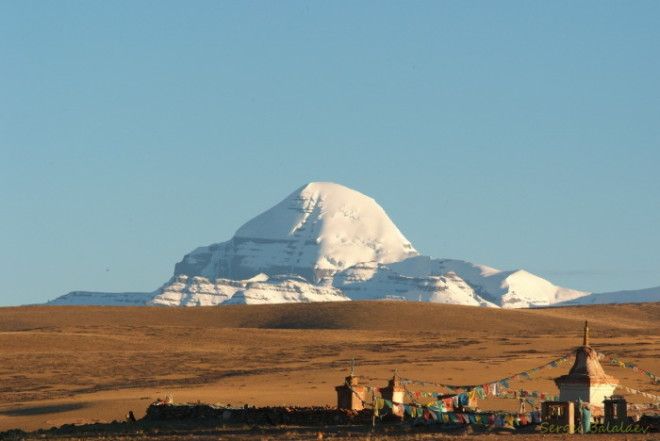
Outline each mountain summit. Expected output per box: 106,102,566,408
49,182,659,308
174,182,418,282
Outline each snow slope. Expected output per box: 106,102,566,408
333,262,497,307
385,256,588,308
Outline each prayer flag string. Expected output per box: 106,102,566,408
598,352,658,384
617,383,660,402
399,353,572,392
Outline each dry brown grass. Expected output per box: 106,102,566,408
0,302,658,434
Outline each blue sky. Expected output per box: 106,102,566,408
1,1,659,305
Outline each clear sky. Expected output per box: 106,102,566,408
1,1,659,306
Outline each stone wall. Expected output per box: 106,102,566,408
144,403,373,426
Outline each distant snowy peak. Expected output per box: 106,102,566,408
555,286,660,305
174,182,418,282
47,291,152,306
497,270,588,308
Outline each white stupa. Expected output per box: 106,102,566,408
554,321,619,415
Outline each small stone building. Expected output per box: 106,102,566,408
335,374,367,411
603,395,627,425
542,401,575,434
380,373,405,418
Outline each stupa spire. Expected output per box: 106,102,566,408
583,321,590,347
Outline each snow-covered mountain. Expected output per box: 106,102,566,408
48,182,660,308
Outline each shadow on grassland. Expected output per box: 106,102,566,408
0,403,87,416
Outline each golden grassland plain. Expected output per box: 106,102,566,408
0,302,658,439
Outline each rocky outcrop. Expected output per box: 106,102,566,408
148,273,349,306
224,275,349,304
149,274,267,306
